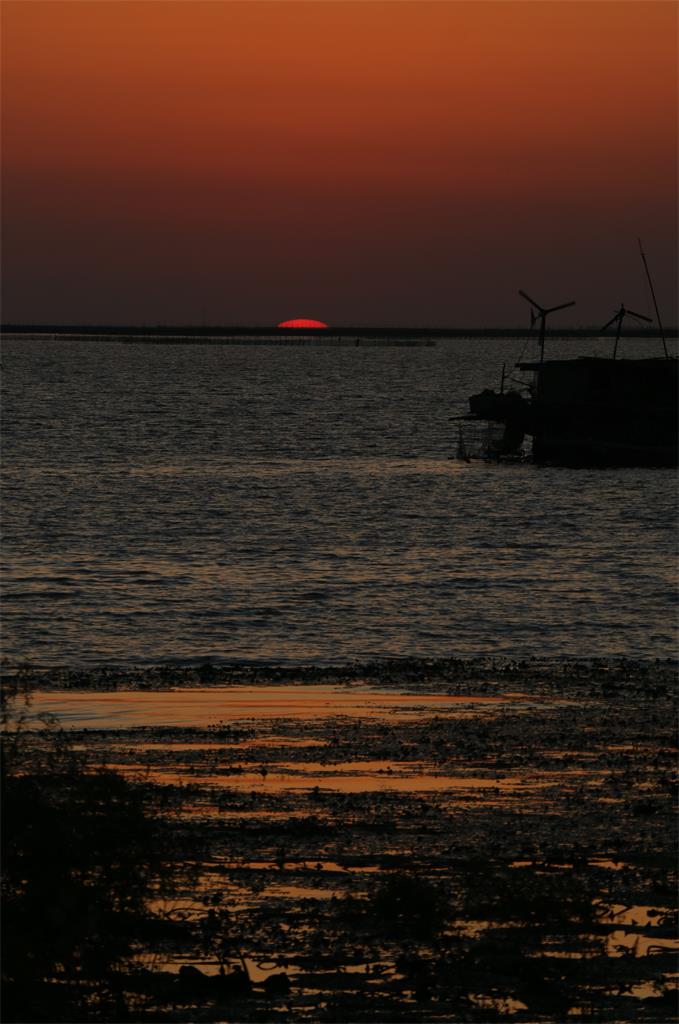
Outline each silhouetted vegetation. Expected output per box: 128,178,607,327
1,686,169,1022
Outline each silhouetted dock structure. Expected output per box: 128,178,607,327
460,275,678,467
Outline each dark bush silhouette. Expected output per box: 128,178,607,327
1,721,165,1022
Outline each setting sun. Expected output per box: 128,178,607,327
278,318,329,329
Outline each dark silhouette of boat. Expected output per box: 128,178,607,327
462,245,677,468
468,355,677,467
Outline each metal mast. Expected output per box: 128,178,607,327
638,239,669,359
518,291,576,363
600,303,652,359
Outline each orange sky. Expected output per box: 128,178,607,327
2,1,677,325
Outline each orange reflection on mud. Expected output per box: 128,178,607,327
114,760,548,795
96,737,329,751
20,685,540,730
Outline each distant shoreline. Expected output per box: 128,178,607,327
2,323,676,340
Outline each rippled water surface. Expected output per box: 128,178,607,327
2,335,676,664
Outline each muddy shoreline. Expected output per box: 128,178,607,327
4,654,677,693
3,659,677,1022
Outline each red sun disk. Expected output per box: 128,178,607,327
278,318,329,329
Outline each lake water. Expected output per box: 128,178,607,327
1,334,676,666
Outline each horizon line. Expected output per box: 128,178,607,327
2,323,677,338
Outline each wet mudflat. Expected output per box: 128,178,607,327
3,659,677,1022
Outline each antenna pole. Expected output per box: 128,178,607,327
638,238,668,359
539,313,546,363
613,308,622,360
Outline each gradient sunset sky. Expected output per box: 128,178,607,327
2,1,677,327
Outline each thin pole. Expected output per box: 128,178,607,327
638,238,668,359
613,309,622,360
539,313,546,363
